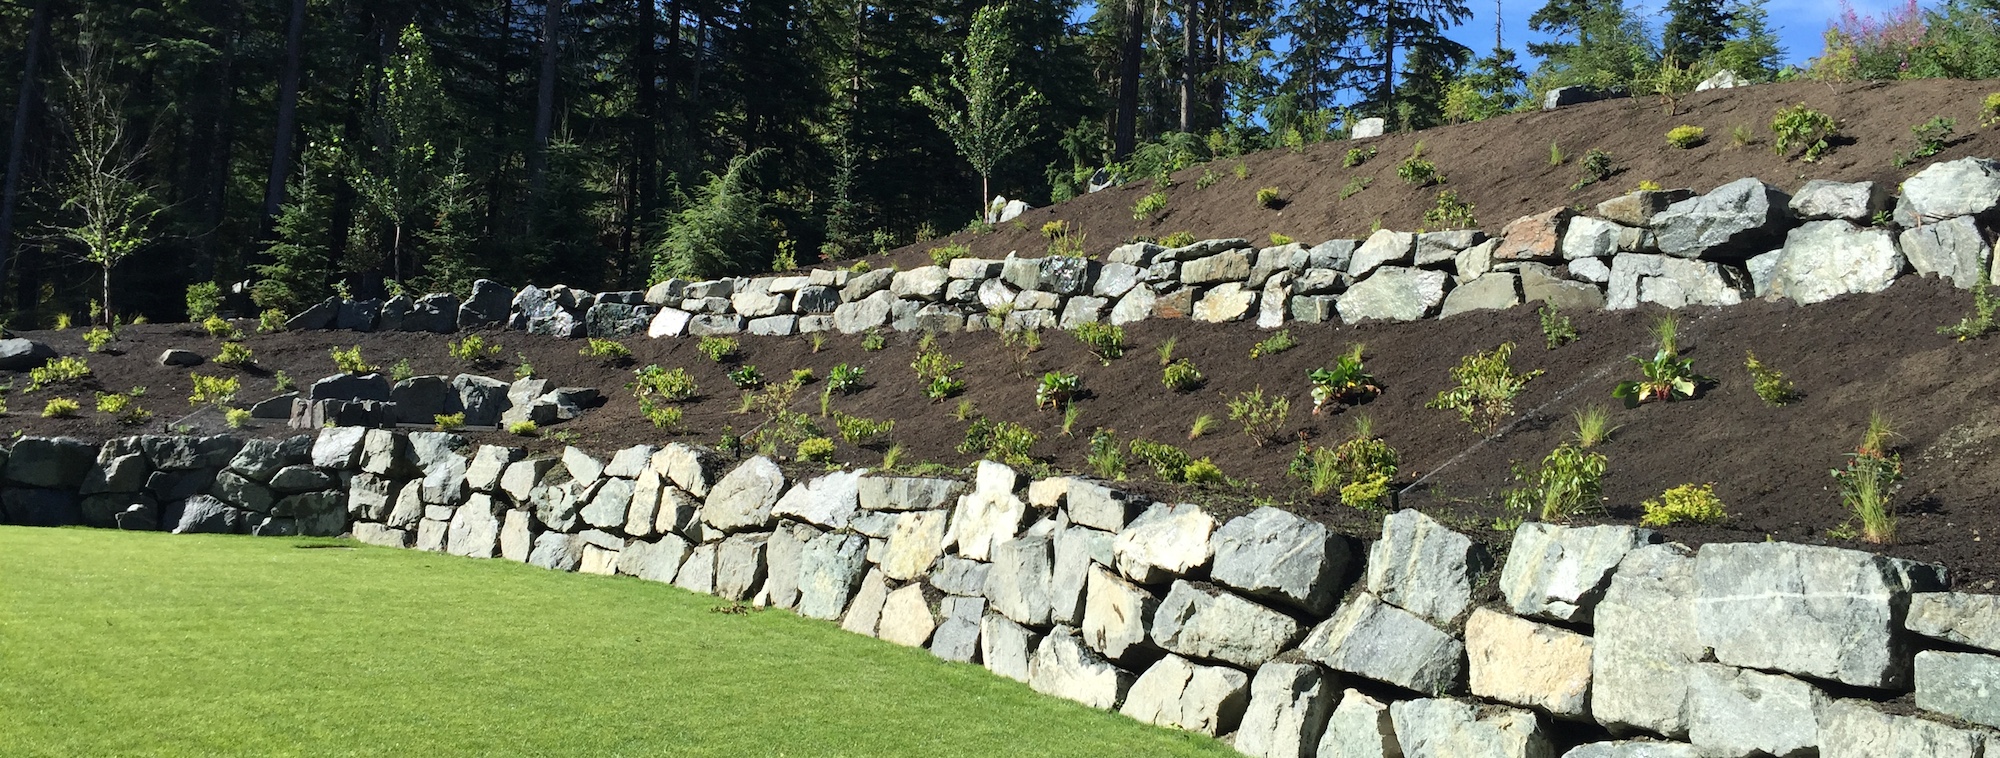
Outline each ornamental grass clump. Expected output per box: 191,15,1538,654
1831,411,1902,544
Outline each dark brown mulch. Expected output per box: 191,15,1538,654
8,275,2000,587
845,78,2000,271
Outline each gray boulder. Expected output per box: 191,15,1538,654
81,453,148,495
1317,689,1400,758
1898,157,2000,223
928,595,987,663
615,535,691,584
335,298,381,331
1027,626,1132,710
986,535,1054,626
701,456,785,533
578,477,634,530
1694,542,1946,689
857,475,964,512
1606,253,1747,310
1235,659,1337,758
158,348,203,367
1650,178,1790,260
528,532,585,571
1593,543,1702,738
770,470,863,530
1907,592,2000,653
172,494,241,534
1052,526,1115,625
713,532,769,601
878,509,950,581
1900,215,1991,289
1300,592,1464,694
1066,479,1144,531
1337,267,1450,323
1765,220,1905,305
1390,698,1555,758
452,374,510,426
1150,580,1302,668
1499,523,1658,623
1821,698,1992,758
459,279,512,327
3,488,82,527
1438,272,1521,318
795,532,870,621
1111,502,1215,585
286,297,339,330
1349,230,1416,278
1560,743,1700,758
1789,180,1886,222
1210,507,1351,615
1365,509,1488,626
1119,654,1251,737
445,495,503,558
7,437,98,489
1081,564,1157,660
981,613,1042,683
833,290,893,334
1686,664,1829,758
1465,608,1595,719
1915,651,2000,729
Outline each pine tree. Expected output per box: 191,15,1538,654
1663,0,1732,63
911,2,1046,215
253,145,336,312
1527,0,1656,92
650,150,772,282
415,149,484,298
1711,0,1784,80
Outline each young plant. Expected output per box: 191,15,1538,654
1338,176,1371,200
825,363,866,395
959,417,1039,467
508,420,539,437
1061,403,1082,437
1666,125,1706,149
448,334,503,364
273,371,295,392
1614,316,1707,407
1640,483,1728,527
186,281,222,322
1941,275,2000,340
1255,186,1283,208
29,357,92,390
1162,358,1204,392
1396,142,1442,186
1036,371,1081,410
433,412,467,431
224,407,252,429
1182,459,1225,484
331,345,374,375
82,326,115,353
929,242,970,268
1548,141,1566,166
1072,322,1124,362
1156,335,1178,365
1539,304,1577,349
41,397,81,419
1745,351,1799,406
1288,416,1399,510
94,390,151,426
1269,232,1294,246
1422,190,1476,230
1132,191,1169,221
1831,412,1903,544
1428,342,1544,433
514,355,536,380
1187,413,1217,440
188,373,240,407
1572,405,1616,449
797,436,836,463
831,411,895,446
1233,162,1249,180
860,329,887,351
1159,231,1197,248
926,375,967,401
258,309,287,334
1985,92,2000,128
695,335,737,362
215,341,254,367
389,358,414,383
1227,387,1291,446
1772,104,1839,162
202,314,241,339
1500,442,1609,525
727,365,764,389
1730,124,1756,148
1249,329,1296,359
641,402,685,432
1308,344,1380,414
1343,145,1376,167
1571,148,1615,190
1129,438,1195,481
1894,116,1955,168
1194,168,1219,189
1087,428,1126,480
581,338,633,361
632,365,698,404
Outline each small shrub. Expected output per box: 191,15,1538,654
1428,342,1544,433
926,375,966,401
727,364,764,389
1832,411,1902,544
1983,93,2000,128
389,358,414,383
790,368,815,386
273,371,295,392
580,338,632,361
1249,329,1296,359
1156,336,1178,365
330,345,374,375
1895,116,1956,168
1289,416,1399,510
94,391,151,426
1182,459,1225,484
1500,442,1609,524
514,356,536,380
911,346,964,383
1072,322,1124,362
1036,371,1081,410
1666,125,1706,149
1539,304,1577,349
258,309,287,333
1129,438,1195,481
1233,162,1249,180
215,341,254,367
633,365,698,402
1941,275,2000,340
29,356,91,390
185,281,221,322
188,373,240,407
1159,231,1197,248
1162,358,1204,392
832,411,894,445
1269,232,1294,246
1571,148,1615,190
224,407,252,429
1343,145,1376,167
1087,429,1125,480
1745,351,1799,406
41,397,80,418
1227,387,1291,446
1255,186,1283,208
82,326,115,353
929,243,969,268
202,314,241,339
1308,344,1380,414
860,329,887,351
1772,104,1839,162
826,363,866,395
1194,168,1219,189
433,412,466,430
797,437,836,463
1338,176,1371,200
1188,413,1217,440
448,334,502,364
959,417,1039,466
508,419,539,436
1396,143,1441,186
1048,228,1088,258
1422,190,1476,230
1640,483,1728,527
1132,191,1169,221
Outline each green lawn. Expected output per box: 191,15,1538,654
0,527,1229,757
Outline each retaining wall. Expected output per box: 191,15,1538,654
2,428,1997,757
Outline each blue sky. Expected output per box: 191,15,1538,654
1444,0,1906,67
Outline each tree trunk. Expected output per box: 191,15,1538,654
262,0,309,231
101,266,112,327
1179,0,1195,133
1113,0,1144,159
0,0,52,293
634,0,657,230
526,0,564,221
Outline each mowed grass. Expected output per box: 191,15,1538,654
0,527,1230,757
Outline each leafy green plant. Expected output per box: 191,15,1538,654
641,401,684,431
1500,442,1609,525
186,281,222,323
1745,351,1799,406
1666,125,1706,149
449,334,502,364
1289,416,1399,510
1087,429,1125,479
1071,322,1125,363
1772,104,1839,162
1255,186,1283,208
1422,190,1476,230
634,365,698,403
1571,148,1615,190
82,326,114,353
514,355,536,380
331,345,374,375
389,358,414,383
1233,162,1249,180
507,419,539,437
1640,483,1728,527
1036,371,1080,410
188,373,240,407
53,313,71,330
959,417,1039,466
1539,304,1577,349
826,363,866,395
1182,458,1225,484
579,338,632,361
1895,116,1956,167
929,243,970,268
1428,342,1544,433
1188,413,1216,440
1831,411,1902,544
1338,176,1371,200
1132,191,1168,220
258,309,287,334
41,397,81,419
1162,358,1204,392
29,357,91,390
1984,93,2000,128
1614,316,1707,406
1194,168,1219,190
1343,145,1376,167
224,407,252,429
1129,438,1195,481
926,375,966,401
832,411,895,446
1269,232,1294,246
1941,275,2000,340
1396,142,1441,186
1159,231,1196,248
1227,387,1290,446
202,314,241,339
860,329,887,351
215,341,254,367
727,364,764,389
695,336,737,362
797,437,836,463
94,390,151,426
273,371,295,392
434,412,466,430
1249,329,1296,359
1308,344,1379,414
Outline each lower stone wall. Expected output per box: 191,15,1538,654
3,428,1998,758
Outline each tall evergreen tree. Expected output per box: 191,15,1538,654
1662,0,1732,62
